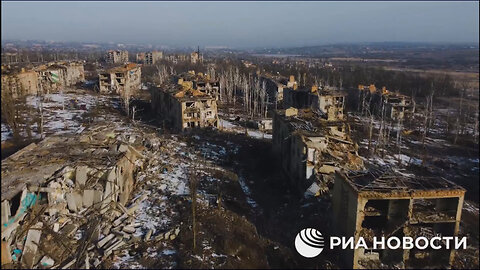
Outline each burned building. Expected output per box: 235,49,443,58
259,76,286,103
332,168,466,269
273,107,364,194
353,84,413,121
150,76,218,131
98,63,141,98
136,51,163,65
105,50,129,64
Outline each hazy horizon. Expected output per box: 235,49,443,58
2,1,479,48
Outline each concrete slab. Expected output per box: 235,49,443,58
83,190,95,208
21,222,43,268
66,193,77,212
76,166,88,188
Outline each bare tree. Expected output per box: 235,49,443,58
189,165,199,252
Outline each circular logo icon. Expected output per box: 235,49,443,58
295,228,324,258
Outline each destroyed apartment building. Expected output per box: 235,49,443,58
164,54,188,64
1,125,147,269
150,74,219,131
272,106,364,195
1,61,85,98
331,168,466,269
354,84,413,121
136,51,163,65
98,63,141,97
35,61,85,93
105,50,129,64
283,83,346,118
259,75,287,103
1,65,39,98
177,70,220,99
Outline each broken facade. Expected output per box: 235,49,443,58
150,75,219,131
272,107,363,194
332,168,465,269
1,61,85,98
355,84,413,121
283,85,346,122
98,63,141,98
259,76,286,103
105,50,129,64
35,61,85,93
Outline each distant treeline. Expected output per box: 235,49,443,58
258,62,460,98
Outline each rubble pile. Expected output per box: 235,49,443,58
111,133,233,268
0,123,163,269
306,131,366,196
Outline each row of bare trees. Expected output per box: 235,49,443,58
1,83,45,142
217,66,269,118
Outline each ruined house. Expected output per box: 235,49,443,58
98,63,141,98
332,168,465,269
1,66,39,98
105,50,129,64
136,51,163,65
150,76,218,131
272,108,364,194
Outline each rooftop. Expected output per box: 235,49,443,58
285,86,346,97
106,63,139,73
151,83,215,101
339,167,465,198
275,108,345,135
1,124,145,202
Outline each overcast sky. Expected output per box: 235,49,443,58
1,1,479,48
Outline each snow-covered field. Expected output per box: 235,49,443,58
2,91,115,142
218,118,272,140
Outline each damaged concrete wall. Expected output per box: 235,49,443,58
98,64,141,97
331,171,466,269
1,69,39,98
272,109,364,196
